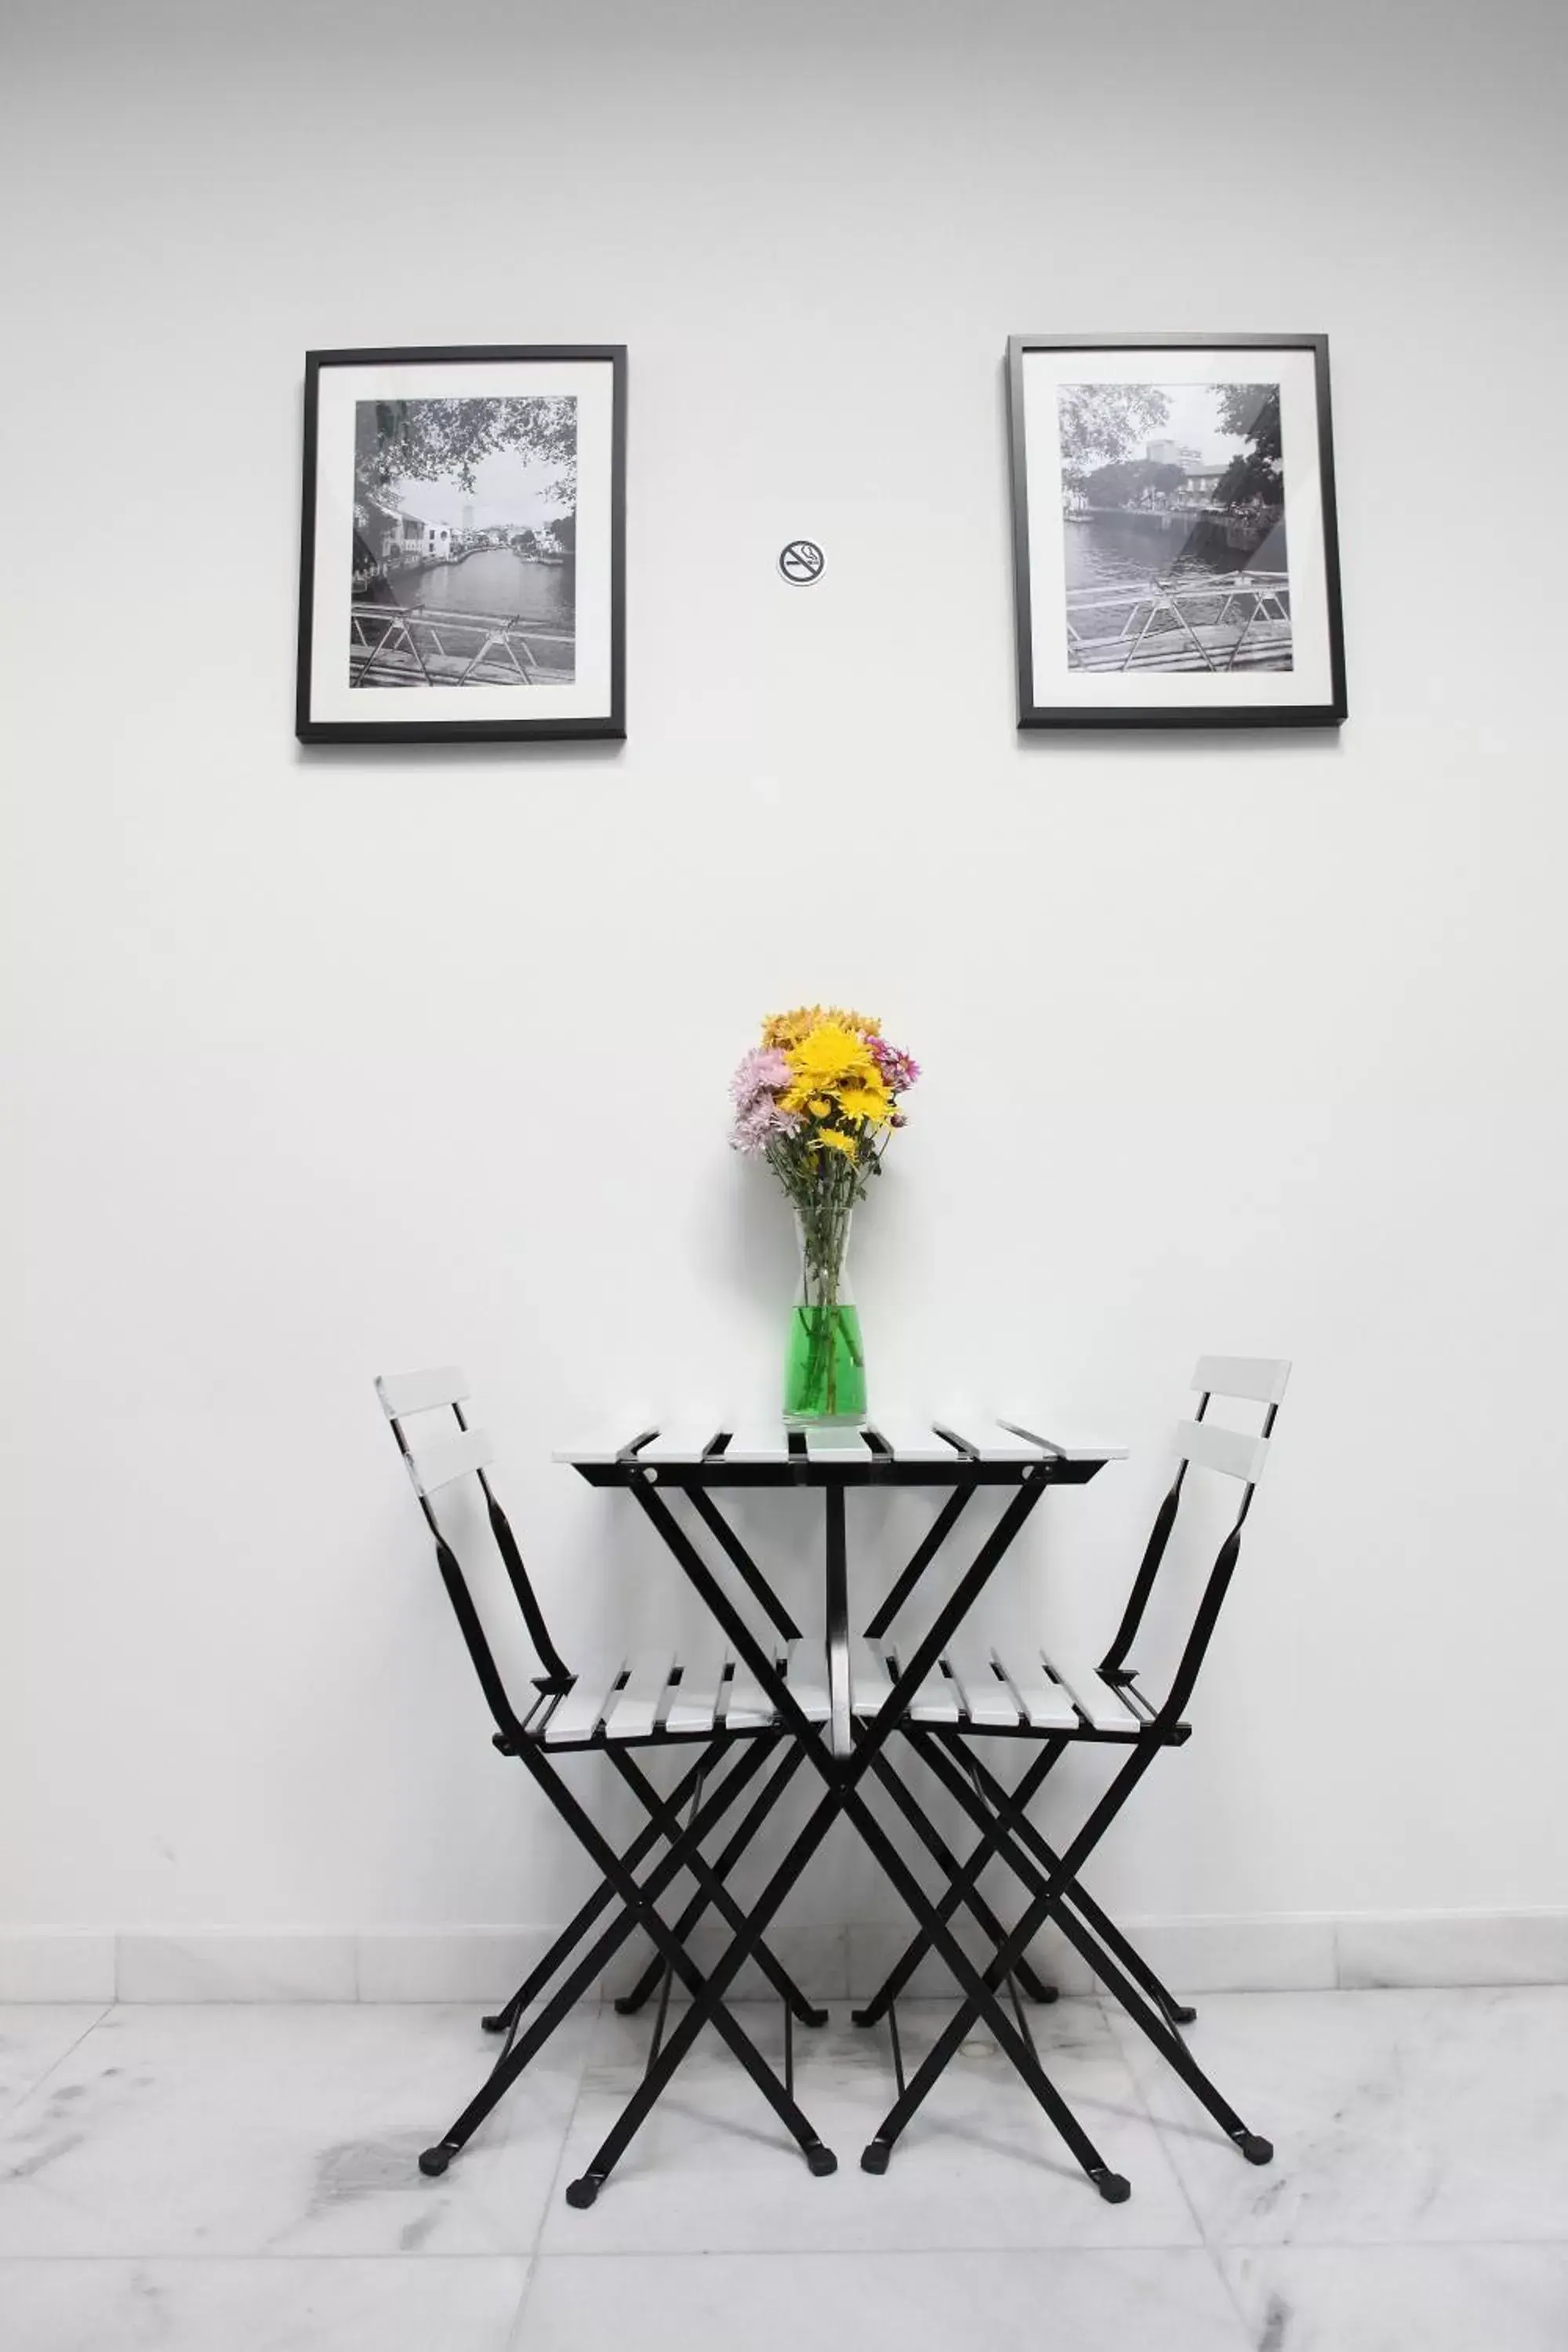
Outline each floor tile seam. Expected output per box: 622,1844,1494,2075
0,2251,539,2264
0,2002,114,2129
528,1993,604,2257
5,2239,1567,2266
523,2240,1255,2262
1200,2230,1259,2342
1200,2235,1568,2255
533,2230,1220,2256
1101,1987,1232,2263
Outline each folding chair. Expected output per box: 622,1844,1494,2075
374,1367,837,2197
851,1356,1288,2180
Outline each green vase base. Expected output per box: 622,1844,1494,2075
784,1303,867,1423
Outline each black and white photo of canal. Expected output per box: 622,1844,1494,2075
1058,382,1290,674
350,395,577,688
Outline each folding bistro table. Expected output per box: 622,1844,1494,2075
554,1411,1128,2205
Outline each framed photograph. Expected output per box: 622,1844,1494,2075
1007,333,1346,729
296,344,626,744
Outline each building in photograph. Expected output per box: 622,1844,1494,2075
1148,437,1201,470
377,513,452,564
1180,464,1229,505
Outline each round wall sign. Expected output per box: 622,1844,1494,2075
778,539,825,586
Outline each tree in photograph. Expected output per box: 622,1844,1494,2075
351,495,401,574
1212,383,1283,509
353,397,577,534
1058,383,1171,480
1083,458,1185,508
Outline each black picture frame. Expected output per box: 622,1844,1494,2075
296,343,626,745
1007,332,1346,731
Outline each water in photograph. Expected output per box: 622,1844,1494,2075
1063,510,1291,670
353,545,575,687
383,546,575,637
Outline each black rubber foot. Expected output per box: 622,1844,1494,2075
1239,2133,1274,2166
418,2143,455,2178
564,2175,602,2209
860,2140,891,2175
805,2143,838,2177
1168,2002,1198,2027
1030,1983,1062,2005
481,2010,512,2035
612,1995,646,2016
1093,2169,1132,2204
798,2004,831,2030
850,2005,881,2029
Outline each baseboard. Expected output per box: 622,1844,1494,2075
3,1911,1566,2004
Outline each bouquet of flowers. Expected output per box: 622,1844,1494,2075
729,1006,920,1420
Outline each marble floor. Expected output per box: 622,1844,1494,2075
1,1987,1565,2349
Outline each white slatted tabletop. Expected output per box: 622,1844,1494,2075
555,1412,1126,1485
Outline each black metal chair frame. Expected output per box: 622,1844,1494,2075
847,1368,1284,2177
378,1380,839,2200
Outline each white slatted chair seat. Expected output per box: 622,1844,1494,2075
541,1642,833,1744
990,1646,1080,1731
848,1639,894,1715
887,1643,964,1724
1038,1649,1141,1732
778,1639,833,1726
854,1639,1118,1733
942,1637,1027,1730
857,1646,1144,1735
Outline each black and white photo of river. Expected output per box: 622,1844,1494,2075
1058,382,1291,674
349,395,578,688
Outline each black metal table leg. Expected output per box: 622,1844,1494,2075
610,1748,828,2027
614,1741,812,2017
622,1471,1131,2200
851,1738,1067,2026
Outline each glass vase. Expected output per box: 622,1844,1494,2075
784,1210,867,1424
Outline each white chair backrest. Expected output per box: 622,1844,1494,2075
1101,1353,1290,1708
1177,1356,1290,1486
375,1366,494,1497
1174,1418,1269,1484
375,1365,471,1420
1191,1356,1290,1406
402,1425,494,1498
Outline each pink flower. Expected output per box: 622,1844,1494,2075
730,1096,797,1154
869,1038,920,1094
729,1046,793,1109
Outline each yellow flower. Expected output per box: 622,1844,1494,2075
816,1127,858,1157
808,1096,832,1117
762,1004,883,1051
837,1083,891,1125
788,1021,877,1092
761,1006,821,1051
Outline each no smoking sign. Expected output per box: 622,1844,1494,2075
778,539,825,586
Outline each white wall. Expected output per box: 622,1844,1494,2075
4,0,1566,1962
